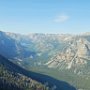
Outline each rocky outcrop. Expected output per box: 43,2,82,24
46,38,90,71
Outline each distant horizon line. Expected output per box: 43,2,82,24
0,30,90,35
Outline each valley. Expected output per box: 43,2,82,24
0,31,90,90
0,54,76,90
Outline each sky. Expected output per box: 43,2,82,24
0,0,90,34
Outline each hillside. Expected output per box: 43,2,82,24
0,54,77,90
0,55,49,90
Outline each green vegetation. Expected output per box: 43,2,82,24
28,66,90,90
0,56,50,90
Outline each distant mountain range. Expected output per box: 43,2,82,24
0,31,90,90
0,31,73,67
0,31,90,73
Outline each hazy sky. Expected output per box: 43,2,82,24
0,0,90,34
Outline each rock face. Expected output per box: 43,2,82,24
46,38,90,71
77,39,90,58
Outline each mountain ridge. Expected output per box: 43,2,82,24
1,30,90,73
